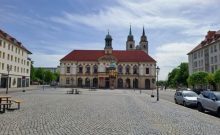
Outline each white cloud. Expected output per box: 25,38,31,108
154,42,195,80
31,54,64,67
51,0,201,31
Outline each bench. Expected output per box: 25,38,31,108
9,99,22,110
67,89,80,94
90,87,96,91
0,103,12,113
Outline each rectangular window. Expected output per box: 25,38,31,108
211,46,213,53
0,51,1,58
7,54,10,60
3,52,5,59
214,56,217,63
146,68,149,74
2,63,4,70
0,39,2,46
194,61,197,68
66,67,70,73
66,78,70,84
8,44,10,50
211,57,213,64
215,65,218,70
214,45,217,52
194,52,197,59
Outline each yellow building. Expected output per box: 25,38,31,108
0,29,32,88
60,27,157,89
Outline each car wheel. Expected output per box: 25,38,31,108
197,103,204,112
183,101,187,107
217,108,220,117
175,99,178,104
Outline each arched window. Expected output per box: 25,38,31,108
93,78,98,87
133,65,138,74
86,65,90,74
78,78,82,87
85,78,90,87
126,78,131,88
93,65,98,73
130,44,133,48
117,78,123,88
78,65,83,73
118,65,123,74
126,65,130,74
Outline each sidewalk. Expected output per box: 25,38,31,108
0,85,42,94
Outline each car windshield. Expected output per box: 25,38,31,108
183,92,197,97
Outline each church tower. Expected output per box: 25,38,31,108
139,27,148,53
126,25,135,50
104,30,113,54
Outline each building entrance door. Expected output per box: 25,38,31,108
145,79,150,89
0,77,7,88
105,78,110,88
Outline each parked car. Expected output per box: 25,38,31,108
197,91,220,116
174,90,198,107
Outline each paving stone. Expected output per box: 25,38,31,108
0,88,220,135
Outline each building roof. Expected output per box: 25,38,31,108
0,29,32,54
188,30,220,55
61,50,156,62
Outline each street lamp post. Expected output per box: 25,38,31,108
156,66,160,101
6,65,12,94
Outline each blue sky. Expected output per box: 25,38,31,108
1,0,220,80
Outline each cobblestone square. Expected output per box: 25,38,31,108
0,88,220,135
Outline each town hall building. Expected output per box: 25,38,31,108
59,27,157,89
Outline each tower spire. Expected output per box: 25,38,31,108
129,25,132,35
142,26,145,36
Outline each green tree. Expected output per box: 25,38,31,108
167,68,179,88
187,71,208,88
214,70,220,84
53,72,60,82
44,70,54,83
214,70,220,90
175,63,189,87
207,73,216,90
30,63,36,84
35,68,45,83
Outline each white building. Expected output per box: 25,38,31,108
0,29,32,88
188,30,220,75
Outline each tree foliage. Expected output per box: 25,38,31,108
30,66,59,84
167,63,189,88
187,71,208,88
214,70,220,84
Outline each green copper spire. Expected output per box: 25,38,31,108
142,26,145,36
129,25,132,35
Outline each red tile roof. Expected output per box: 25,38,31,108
188,30,220,54
0,29,32,54
61,50,156,62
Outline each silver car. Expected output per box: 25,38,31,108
197,91,220,116
174,91,198,106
